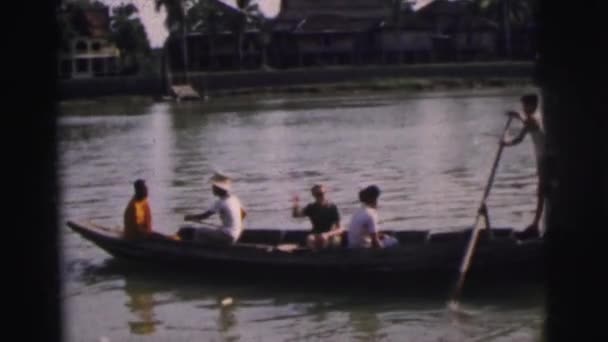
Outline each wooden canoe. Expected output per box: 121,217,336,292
66,220,543,286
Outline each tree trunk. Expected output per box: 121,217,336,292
237,32,244,70
262,44,268,68
161,42,172,94
502,0,512,59
181,25,189,83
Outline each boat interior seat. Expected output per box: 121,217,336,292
231,242,275,252
476,227,516,242
274,243,302,253
428,229,473,243
427,227,515,243
487,227,514,238
238,229,283,245
391,230,430,244
280,230,310,246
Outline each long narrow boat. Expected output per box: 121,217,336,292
67,220,543,288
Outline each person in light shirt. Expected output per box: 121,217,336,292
501,93,547,239
347,185,384,249
184,173,247,245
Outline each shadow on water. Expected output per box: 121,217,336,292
60,90,546,341
70,258,543,340
79,257,544,309
124,277,162,335
166,89,524,116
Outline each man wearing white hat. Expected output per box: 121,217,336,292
184,173,247,245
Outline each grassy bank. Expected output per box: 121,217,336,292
57,80,538,118
204,76,534,98
58,76,535,109
59,61,535,102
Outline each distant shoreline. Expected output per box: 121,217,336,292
58,61,535,102
206,76,533,97
58,78,535,107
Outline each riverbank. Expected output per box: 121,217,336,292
58,61,535,101
205,76,533,98
58,77,534,108
58,83,538,117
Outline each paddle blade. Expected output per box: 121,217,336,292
446,300,476,325
447,300,460,312
221,297,233,306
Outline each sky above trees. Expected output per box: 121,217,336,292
99,0,281,47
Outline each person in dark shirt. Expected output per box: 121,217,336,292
291,184,343,249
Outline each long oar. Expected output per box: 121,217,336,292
184,217,223,229
447,115,514,310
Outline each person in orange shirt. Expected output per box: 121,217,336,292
123,179,152,240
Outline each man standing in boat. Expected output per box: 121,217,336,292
184,173,247,245
123,179,153,240
501,93,547,238
292,184,343,249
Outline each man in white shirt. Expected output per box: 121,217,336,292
348,185,383,248
502,93,546,238
184,173,247,245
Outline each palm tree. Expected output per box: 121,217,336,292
234,0,251,69
185,0,221,70
389,0,414,64
154,0,188,82
110,4,151,75
242,3,273,69
473,0,537,59
154,0,269,72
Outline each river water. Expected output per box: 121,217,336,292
59,89,544,341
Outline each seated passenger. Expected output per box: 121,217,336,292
123,179,153,240
291,184,343,249
347,185,397,249
183,173,247,245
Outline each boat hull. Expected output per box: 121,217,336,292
67,220,543,288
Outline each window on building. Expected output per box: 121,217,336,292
76,58,89,73
75,41,88,53
61,42,71,54
92,58,104,75
60,59,72,77
91,42,101,52
322,36,331,47
107,57,117,74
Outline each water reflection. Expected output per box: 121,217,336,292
350,310,383,341
69,256,543,341
60,91,541,232
60,90,544,341
218,297,239,341
124,279,160,335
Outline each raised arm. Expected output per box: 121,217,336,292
328,205,342,234
506,110,525,123
142,201,152,234
502,111,529,146
368,212,383,248
184,209,215,222
503,125,528,146
370,232,383,248
291,195,306,218
334,205,341,230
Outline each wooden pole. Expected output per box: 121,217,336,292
448,115,514,308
